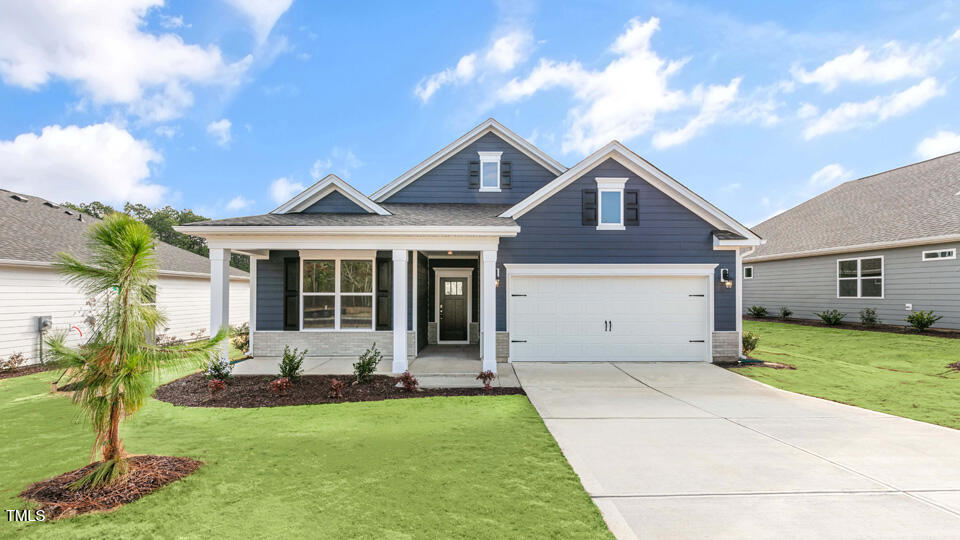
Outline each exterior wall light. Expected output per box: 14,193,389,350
719,267,733,289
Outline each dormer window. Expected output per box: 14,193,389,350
596,177,627,230
478,151,502,192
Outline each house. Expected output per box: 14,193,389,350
743,152,960,329
0,190,250,365
176,119,762,372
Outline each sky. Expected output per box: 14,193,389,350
1,0,959,226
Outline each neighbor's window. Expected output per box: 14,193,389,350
478,151,502,191
302,259,373,330
596,177,627,230
922,248,956,261
744,266,753,279
837,256,883,298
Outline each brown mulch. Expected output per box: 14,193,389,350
154,373,525,408
0,365,56,381
19,455,202,520
744,316,960,339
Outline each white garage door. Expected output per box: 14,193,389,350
508,275,710,362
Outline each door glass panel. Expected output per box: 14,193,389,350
340,296,373,328
838,279,858,297
340,260,372,293
861,278,882,297
860,258,882,277
303,295,334,328
303,260,334,293
838,260,858,278
600,191,622,224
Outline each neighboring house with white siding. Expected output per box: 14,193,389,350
0,189,249,365
743,152,960,329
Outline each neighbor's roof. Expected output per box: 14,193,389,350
0,189,247,277
183,203,517,228
747,152,960,261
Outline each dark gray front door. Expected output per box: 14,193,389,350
439,277,467,341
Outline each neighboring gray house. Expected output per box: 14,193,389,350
177,119,761,372
744,152,960,329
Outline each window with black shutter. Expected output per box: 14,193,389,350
624,190,639,225
500,161,511,189
582,189,597,225
468,161,480,188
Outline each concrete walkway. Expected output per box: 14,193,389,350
514,362,960,539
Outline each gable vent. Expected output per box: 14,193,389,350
10,194,28,202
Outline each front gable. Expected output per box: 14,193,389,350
271,174,390,215
301,190,368,214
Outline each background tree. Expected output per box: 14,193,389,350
45,214,226,488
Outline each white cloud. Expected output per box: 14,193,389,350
226,195,252,211
311,147,363,180
719,182,742,192
224,0,294,44
950,29,960,41
206,118,232,147
0,0,251,122
803,77,944,139
792,42,937,91
797,102,819,119
805,163,853,195
158,14,187,29
916,130,960,159
0,123,164,205
415,29,532,103
269,177,304,204
653,78,741,148
154,125,179,138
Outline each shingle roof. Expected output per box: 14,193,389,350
185,203,518,227
712,230,747,240
747,152,960,260
0,189,247,277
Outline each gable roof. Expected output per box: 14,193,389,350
747,151,960,261
0,189,247,278
370,118,567,202
271,174,391,215
499,141,761,243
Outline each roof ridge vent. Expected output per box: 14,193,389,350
64,210,74,215
44,201,59,208
10,194,28,202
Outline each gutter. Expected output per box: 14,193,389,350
0,258,249,280
745,234,960,263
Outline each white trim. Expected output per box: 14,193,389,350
271,174,391,215
371,118,566,202
392,249,408,372
746,235,960,262
205,235,503,253
480,250,497,372
433,268,473,344
714,236,763,248
596,177,627,231
249,259,257,344
503,263,718,277
209,248,231,361
922,248,956,261
743,266,753,279
836,255,884,299
299,252,377,331
0,258,250,280
176,225,520,237
411,249,418,349
478,151,502,192
499,141,760,242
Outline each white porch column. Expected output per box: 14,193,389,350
392,249,408,373
248,257,257,355
735,247,743,357
209,248,231,361
481,249,497,372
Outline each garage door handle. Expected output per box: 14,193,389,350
511,339,527,343
688,294,704,297
511,294,527,297
689,339,705,343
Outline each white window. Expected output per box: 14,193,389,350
301,256,375,330
596,177,627,230
922,248,956,261
478,151,502,192
837,256,883,298
743,266,753,279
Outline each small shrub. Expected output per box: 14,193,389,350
279,345,305,383
778,306,793,320
1,352,26,372
329,378,345,399
396,371,419,392
476,370,496,390
231,322,250,355
814,309,847,325
860,307,879,327
747,305,768,318
269,377,292,395
353,343,383,384
742,331,760,356
906,310,942,332
208,379,226,396
204,358,233,381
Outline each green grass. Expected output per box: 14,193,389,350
0,371,609,539
737,320,960,429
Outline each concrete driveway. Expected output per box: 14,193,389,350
514,362,960,539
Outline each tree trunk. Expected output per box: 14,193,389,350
102,400,124,461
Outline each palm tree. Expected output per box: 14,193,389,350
45,213,225,488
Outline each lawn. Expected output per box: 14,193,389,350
737,320,960,429
0,370,610,539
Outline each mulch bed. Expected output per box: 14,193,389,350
0,364,56,381
19,455,202,520
154,373,524,408
744,316,960,339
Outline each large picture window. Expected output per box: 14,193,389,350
302,257,374,330
837,256,883,298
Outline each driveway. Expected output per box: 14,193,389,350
514,362,960,539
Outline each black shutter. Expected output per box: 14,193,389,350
375,258,392,330
282,258,299,331
624,190,639,226
468,161,480,188
500,161,512,189
582,189,597,226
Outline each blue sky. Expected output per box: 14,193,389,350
1,1,959,226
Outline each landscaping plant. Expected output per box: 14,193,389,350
477,370,496,390
860,307,879,327
1,352,26,372
44,213,225,488
279,345,306,383
269,377,292,395
231,322,250,355
205,358,233,381
208,379,226,396
747,305,768,317
814,309,846,325
328,378,345,399
742,331,760,356
778,306,792,320
906,310,942,332
353,343,382,384
396,371,419,392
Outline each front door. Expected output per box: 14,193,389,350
439,277,467,342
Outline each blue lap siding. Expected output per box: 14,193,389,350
302,191,368,213
255,250,298,330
